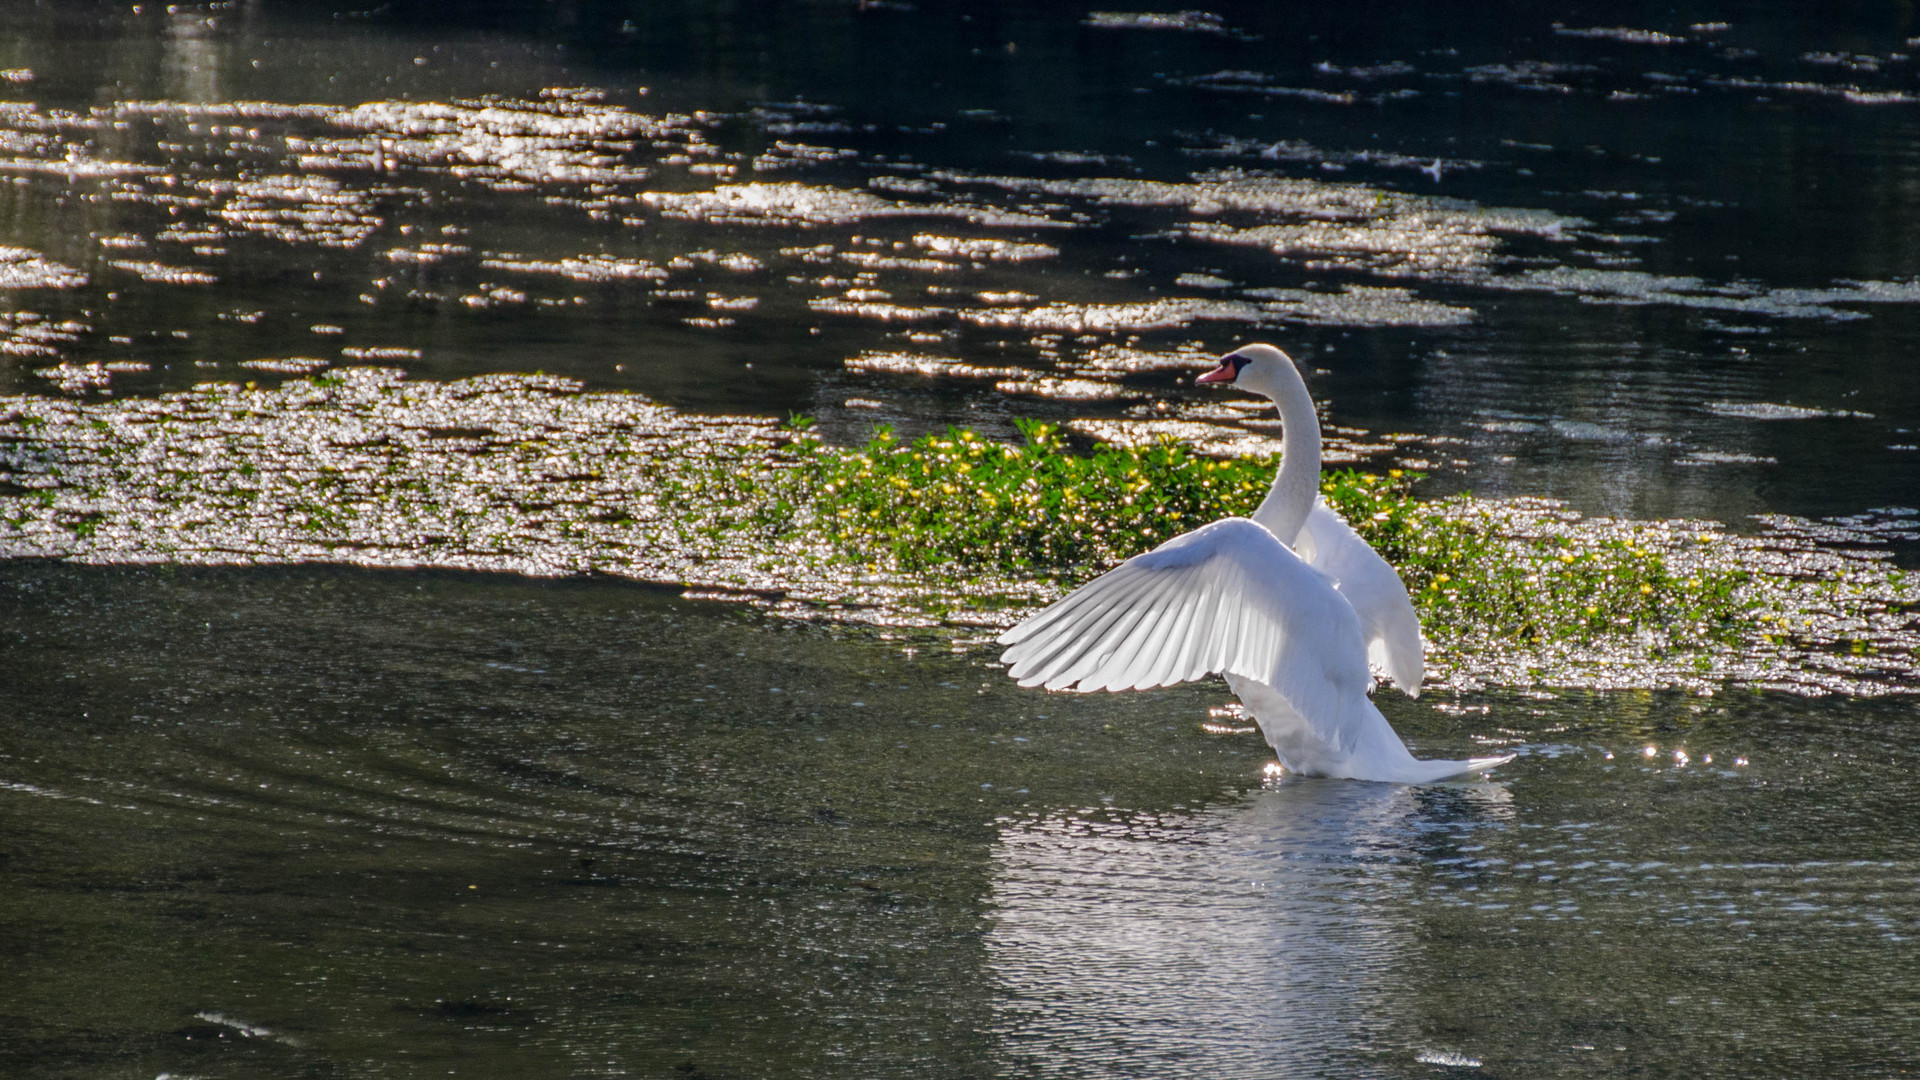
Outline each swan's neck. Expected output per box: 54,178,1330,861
1249,368,1320,544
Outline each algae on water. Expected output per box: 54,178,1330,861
1,369,1915,696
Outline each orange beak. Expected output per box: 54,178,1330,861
1196,359,1238,384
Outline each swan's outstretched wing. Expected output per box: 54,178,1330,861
1295,500,1425,696
997,517,1372,726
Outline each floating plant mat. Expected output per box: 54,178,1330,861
0,369,1914,697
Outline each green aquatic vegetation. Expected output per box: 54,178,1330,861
783,419,1273,571
759,421,1754,654
1317,472,1753,650
0,371,1912,695
63,512,102,539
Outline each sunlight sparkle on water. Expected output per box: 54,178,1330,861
1415,1049,1484,1068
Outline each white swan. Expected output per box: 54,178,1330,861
998,344,1513,783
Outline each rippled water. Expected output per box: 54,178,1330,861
5,4,1920,1077
0,1,1916,530
5,564,1918,1077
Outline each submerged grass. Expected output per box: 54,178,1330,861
760,421,1755,657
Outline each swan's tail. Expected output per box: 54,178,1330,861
1419,754,1516,782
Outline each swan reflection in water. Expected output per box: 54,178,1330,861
986,776,1513,1077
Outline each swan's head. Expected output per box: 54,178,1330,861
1196,343,1298,396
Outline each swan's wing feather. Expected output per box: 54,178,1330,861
1006,562,1159,687
999,518,1372,723
1014,563,1167,690
1106,565,1194,691
1062,566,1183,692
1298,500,1425,696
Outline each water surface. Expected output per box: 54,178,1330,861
5,4,1920,1077
4,564,1918,1077
0,1,1916,531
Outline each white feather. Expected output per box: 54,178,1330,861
1296,500,1425,696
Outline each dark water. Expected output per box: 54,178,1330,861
4,564,1919,1078
0,0,1916,528
4,3,1920,1077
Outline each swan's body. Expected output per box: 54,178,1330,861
999,344,1511,783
